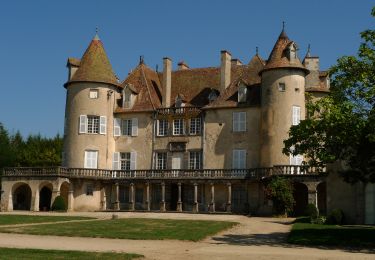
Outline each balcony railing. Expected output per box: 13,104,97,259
2,165,326,180
156,107,202,118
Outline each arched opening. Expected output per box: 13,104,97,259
39,186,52,211
292,182,308,216
13,183,32,210
317,182,327,215
60,182,70,209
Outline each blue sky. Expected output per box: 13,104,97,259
0,1,373,137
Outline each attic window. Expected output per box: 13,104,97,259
278,83,286,92
123,89,132,108
175,95,185,108
287,43,297,61
208,90,218,102
238,85,247,103
89,89,99,99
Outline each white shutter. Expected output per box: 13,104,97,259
113,152,120,170
79,115,87,134
113,118,121,137
292,106,301,125
240,112,246,131
100,116,107,134
233,113,238,132
239,150,246,169
130,151,137,170
131,118,138,136
232,150,238,168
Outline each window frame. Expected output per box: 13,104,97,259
189,151,202,170
121,119,132,136
157,119,168,136
84,150,98,169
173,119,184,136
292,105,301,126
120,152,131,170
278,82,286,92
233,112,246,132
189,117,201,135
232,149,246,169
86,183,94,196
89,89,99,99
156,152,167,169
87,115,100,134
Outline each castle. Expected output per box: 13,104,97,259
1,28,331,215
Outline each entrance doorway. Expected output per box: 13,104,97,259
13,184,32,210
39,186,52,211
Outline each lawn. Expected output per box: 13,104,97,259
0,247,142,260
288,221,375,248
0,215,93,225
0,218,237,241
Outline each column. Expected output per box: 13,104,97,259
177,183,182,212
114,182,120,211
160,182,166,212
32,190,40,211
129,183,135,211
101,186,107,211
193,183,199,213
226,182,232,213
306,182,318,210
146,182,151,211
67,190,74,211
8,193,13,211
210,183,215,213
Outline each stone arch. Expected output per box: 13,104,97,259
317,181,327,215
39,182,53,211
60,181,70,209
292,182,308,216
12,183,32,210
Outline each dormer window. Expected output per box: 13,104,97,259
175,95,185,108
286,42,297,61
123,88,132,108
208,89,218,102
238,84,247,103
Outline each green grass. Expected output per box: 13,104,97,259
0,218,237,241
288,220,375,248
0,215,93,225
0,247,142,259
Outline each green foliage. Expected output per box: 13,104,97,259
326,209,344,225
51,196,67,211
283,7,375,183
0,123,63,169
265,176,295,216
304,203,319,219
311,216,326,225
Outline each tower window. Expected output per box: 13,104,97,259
87,116,100,134
278,83,286,92
89,89,99,99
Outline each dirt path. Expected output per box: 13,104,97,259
0,212,372,260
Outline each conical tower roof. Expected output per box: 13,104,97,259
260,29,308,74
65,33,119,87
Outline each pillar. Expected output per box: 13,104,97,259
101,186,107,211
226,182,232,213
129,183,135,211
32,190,40,211
160,182,166,212
8,193,13,211
210,183,215,213
146,182,151,211
114,182,120,211
193,183,199,213
67,190,74,211
306,182,318,210
177,182,182,212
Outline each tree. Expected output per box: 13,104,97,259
283,7,375,183
265,176,295,216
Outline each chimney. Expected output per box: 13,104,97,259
220,50,231,90
178,61,189,70
231,58,243,66
162,57,172,108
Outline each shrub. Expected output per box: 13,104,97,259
51,195,67,211
311,216,326,224
304,203,319,219
265,176,295,216
326,209,344,225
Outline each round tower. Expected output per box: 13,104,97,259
259,29,309,167
63,33,120,169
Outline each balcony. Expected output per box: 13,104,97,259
1,165,326,180
155,107,202,119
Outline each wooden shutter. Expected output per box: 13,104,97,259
292,106,301,125
113,152,120,170
233,113,238,132
100,116,107,134
240,112,246,131
113,118,121,137
79,115,87,134
131,118,138,136
130,151,137,170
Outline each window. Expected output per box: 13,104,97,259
89,89,98,99
84,150,98,169
189,118,201,135
208,90,218,102
189,151,202,169
238,85,247,102
278,82,286,92
233,112,246,132
156,152,167,169
123,90,131,108
86,183,94,196
157,119,168,136
120,153,131,170
122,119,132,136
292,106,301,125
173,119,184,135
232,149,246,169
79,115,106,135
87,116,99,134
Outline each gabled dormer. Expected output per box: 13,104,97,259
122,83,137,109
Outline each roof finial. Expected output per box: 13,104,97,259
256,47,259,56
139,55,144,64
282,21,285,31
306,44,311,57
94,27,100,41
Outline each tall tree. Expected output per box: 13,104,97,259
283,7,375,183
